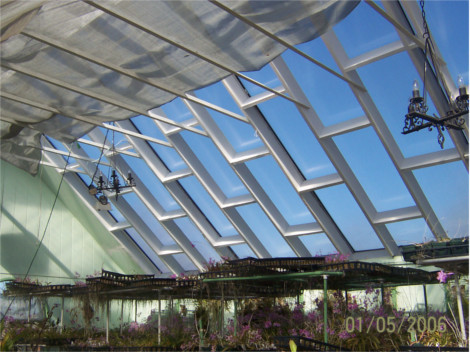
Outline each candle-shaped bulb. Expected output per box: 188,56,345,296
457,75,467,96
412,80,420,98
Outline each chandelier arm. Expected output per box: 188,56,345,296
402,121,433,134
408,112,440,124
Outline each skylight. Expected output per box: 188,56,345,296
1,0,467,275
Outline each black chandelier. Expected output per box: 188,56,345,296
402,0,468,149
88,126,136,208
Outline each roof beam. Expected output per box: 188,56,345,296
270,56,400,256
116,119,237,260
87,128,208,271
223,74,354,255
321,27,447,241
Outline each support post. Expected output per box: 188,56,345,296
120,300,124,335
220,284,224,337
199,318,204,348
454,275,467,341
134,300,138,322
28,295,31,322
423,285,428,316
323,275,328,344
59,296,64,333
158,291,162,346
234,299,238,337
106,299,110,344
380,281,385,307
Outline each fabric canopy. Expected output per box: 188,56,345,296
0,0,359,174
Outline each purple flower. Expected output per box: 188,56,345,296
437,270,454,283
128,321,140,333
348,302,358,311
4,315,14,323
264,320,272,328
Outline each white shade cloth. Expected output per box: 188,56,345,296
0,0,359,174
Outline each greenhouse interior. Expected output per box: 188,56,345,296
0,0,468,351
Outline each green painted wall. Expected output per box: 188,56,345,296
0,160,144,284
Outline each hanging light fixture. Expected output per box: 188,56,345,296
88,125,136,207
402,0,468,148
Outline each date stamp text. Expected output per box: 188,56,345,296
344,316,447,334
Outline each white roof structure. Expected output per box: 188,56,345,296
1,0,468,275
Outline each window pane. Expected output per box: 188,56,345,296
237,203,295,257
413,162,468,239
334,127,415,211
179,176,238,237
316,184,382,251
246,155,316,225
299,234,337,257
181,131,249,198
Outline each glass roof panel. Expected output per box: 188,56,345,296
333,0,400,58
122,193,175,246
283,40,364,127
173,217,222,262
230,244,256,259
315,184,382,251
299,234,337,257
172,253,198,272
236,203,295,257
178,176,237,237
239,64,282,97
385,218,433,246
131,114,168,142
193,80,244,115
148,142,188,172
333,127,415,212
206,108,264,153
159,97,194,123
181,131,249,198
413,162,469,239
122,155,181,212
257,96,337,179
424,0,469,83
126,228,170,274
25,0,468,274
245,155,316,225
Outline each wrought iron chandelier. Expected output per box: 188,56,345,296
402,0,468,148
88,125,135,208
